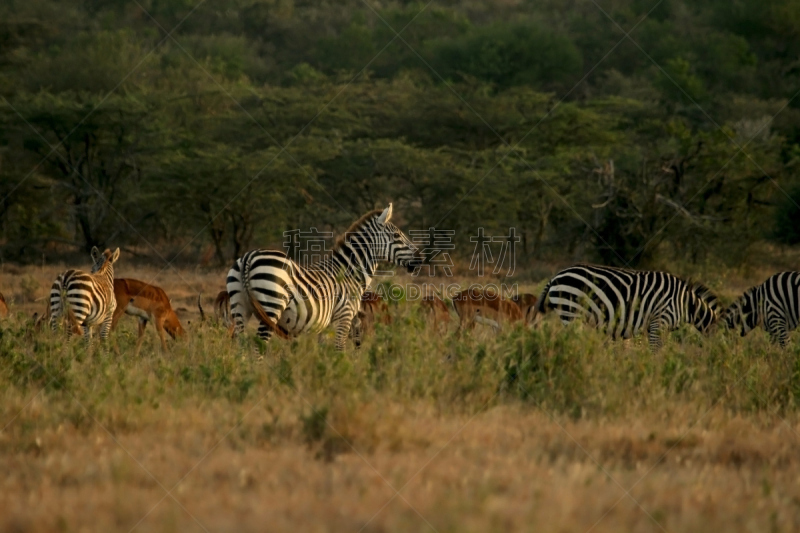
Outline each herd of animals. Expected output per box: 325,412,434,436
2,204,800,353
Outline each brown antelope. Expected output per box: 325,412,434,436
453,287,524,334
511,293,538,325
32,300,50,331
0,292,8,318
26,305,50,341
421,293,451,333
350,291,391,345
360,290,391,333
111,278,186,352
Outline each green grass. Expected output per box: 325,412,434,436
4,304,800,428
2,303,800,532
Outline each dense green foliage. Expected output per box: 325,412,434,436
1,0,799,267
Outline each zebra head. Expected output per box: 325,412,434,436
687,282,719,333
90,246,121,274
722,289,759,336
367,204,421,273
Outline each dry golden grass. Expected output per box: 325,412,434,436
2,259,800,532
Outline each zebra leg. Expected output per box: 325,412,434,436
83,324,93,350
334,316,355,351
256,323,274,343
227,264,249,338
647,320,664,351
98,311,115,355
249,324,275,358
227,293,252,344
49,285,61,333
230,297,251,339
350,315,363,349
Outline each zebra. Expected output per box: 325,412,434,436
536,264,719,350
723,271,800,347
49,247,120,347
226,204,419,351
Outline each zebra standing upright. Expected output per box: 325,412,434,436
536,264,719,350
723,271,800,347
226,204,419,351
50,247,120,347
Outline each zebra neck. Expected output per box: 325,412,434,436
327,240,376,291
96,266,114,285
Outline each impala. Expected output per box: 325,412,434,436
111,278,186,352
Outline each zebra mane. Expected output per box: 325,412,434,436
333,208,384,250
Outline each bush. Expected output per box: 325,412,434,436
771,185,800,245
429,21,583,90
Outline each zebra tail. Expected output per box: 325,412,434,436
60,287,83,335
244,284,290,340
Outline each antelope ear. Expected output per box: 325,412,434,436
111,248,121,262
377,203,393,225
91,246,102,263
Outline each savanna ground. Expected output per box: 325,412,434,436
3,257,800,533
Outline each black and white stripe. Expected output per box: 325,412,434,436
226,204,418,351
50,247,120,345
536,264,719,349
723,271,800,347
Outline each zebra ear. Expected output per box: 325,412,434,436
111,248,121,263
377,203,393,225
91,246,102,263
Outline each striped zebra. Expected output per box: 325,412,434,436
226,204,419,351
723,271,800,347
536,264,719,350
50,247,120,346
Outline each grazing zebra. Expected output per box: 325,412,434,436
723,271,800,347
536,264,719,350
226,204,419,351
50,247,120,347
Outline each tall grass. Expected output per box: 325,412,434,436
2,291,800,532
3,302,799,430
